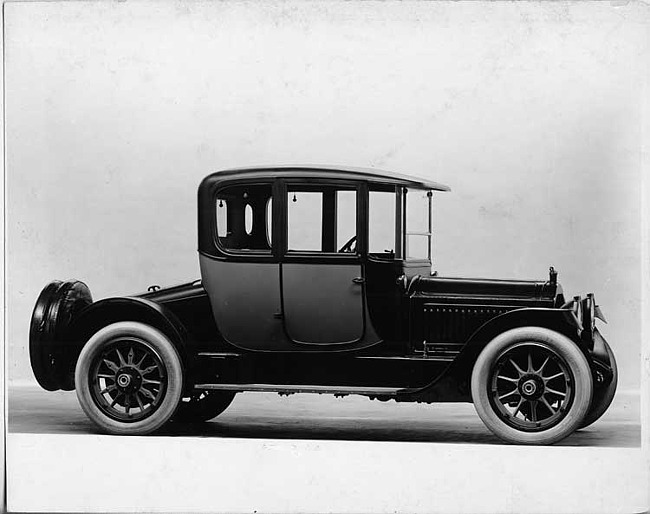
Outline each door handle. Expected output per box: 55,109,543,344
352,277,365,284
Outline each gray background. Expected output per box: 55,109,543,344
5,1,647,392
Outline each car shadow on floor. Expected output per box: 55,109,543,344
9,388,640,447
155,415,640,447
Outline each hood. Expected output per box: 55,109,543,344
410,275,558,304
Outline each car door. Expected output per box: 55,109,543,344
200,181,286,349
281,182,365,345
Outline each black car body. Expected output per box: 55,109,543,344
30,165,617,444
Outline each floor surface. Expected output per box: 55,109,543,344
8,385,641,446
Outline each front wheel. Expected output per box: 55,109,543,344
75,321,184,435
471,327,593,445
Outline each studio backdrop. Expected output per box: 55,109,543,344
5,1,645,393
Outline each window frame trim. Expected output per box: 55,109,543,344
280,179,363,262
403,187,433,262
212,179,276,259
367,185,399,258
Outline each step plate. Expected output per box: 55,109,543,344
193,383,404,395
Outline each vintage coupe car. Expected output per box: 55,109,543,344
30,165,617,444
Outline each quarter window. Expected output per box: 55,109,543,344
216,199,228,238
244,204,253,235
266,198,273,246
215,184,273,253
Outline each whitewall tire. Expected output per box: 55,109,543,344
75,321,184,435
471,327,593,445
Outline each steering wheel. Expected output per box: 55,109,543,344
338,235,357,253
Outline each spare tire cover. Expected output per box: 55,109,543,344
29,280,92,391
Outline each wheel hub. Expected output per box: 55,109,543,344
490,342,574,432
90,338,167,423
521,379,536,395
518,374,545,400
114,367,142,394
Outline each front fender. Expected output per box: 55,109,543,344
402,307,584,403
589,327,616,387
461,307,583,360
591,327,612,364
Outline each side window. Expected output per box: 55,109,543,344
215,184,273,253
287,186,357,253
336,190,356,250
369,189,396,256
287,191,323,251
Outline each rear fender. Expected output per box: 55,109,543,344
65,297,192,389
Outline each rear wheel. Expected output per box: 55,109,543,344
471,327,593,445
75,321,183,435
173,390,236,422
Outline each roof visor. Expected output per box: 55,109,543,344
204,165,451,192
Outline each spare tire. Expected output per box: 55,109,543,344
30,280,93,391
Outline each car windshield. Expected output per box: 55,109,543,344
405,188,432,261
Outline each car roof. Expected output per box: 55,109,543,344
202,164,451,191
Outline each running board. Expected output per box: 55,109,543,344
196,352,454,362
193,383,404,396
